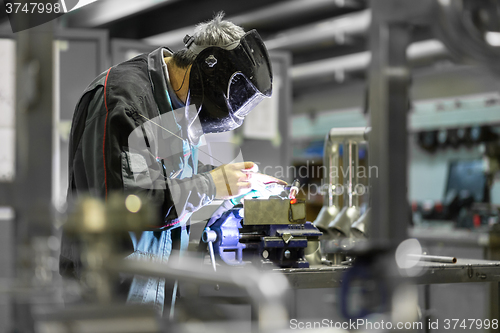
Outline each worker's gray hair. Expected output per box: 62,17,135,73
172,12,245,68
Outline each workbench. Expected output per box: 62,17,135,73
277,259,500,289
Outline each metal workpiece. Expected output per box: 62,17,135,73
304,240,322,265
314,205,340,233
320,238,357,265
328,132,365,237
327,206,360,238
313,127,367,266
313,126,369,233
351,207,371,238
243,198,306,225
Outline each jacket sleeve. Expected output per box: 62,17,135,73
112,110,218,229
197,161,216,173
77,89,216,230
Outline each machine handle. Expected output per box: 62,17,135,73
203,227,218,272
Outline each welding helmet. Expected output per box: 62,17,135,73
184,29,273,133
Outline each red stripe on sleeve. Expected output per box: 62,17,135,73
103,68,112,200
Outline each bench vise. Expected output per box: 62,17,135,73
203,198,322,268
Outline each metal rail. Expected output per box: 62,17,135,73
277,259,500,289
109,255,290,333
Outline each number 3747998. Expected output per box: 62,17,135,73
442,319,498,330
6,2,67,14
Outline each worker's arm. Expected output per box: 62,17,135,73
115,116,219,229
71,92,215,229
209,162,287,199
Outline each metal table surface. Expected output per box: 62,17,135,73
275,259,500,289
409,226,500,248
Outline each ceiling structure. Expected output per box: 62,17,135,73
0,0,446,94
63,0,365,44
62,0,375,92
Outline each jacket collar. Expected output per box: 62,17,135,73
148,46,175,115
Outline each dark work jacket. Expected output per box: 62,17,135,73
59,47,216,311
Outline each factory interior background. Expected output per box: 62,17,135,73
1,0,500,332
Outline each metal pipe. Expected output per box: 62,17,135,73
434,0,500,77
232,0,361,31
344,140,359,208
325,142,340,209
407,254,457,264
328,126,368,142
291,39,447,82
265,9,371,51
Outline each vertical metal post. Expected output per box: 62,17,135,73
14,22,55,332
368,4,411,247
364,5,413,329
15,25,55,239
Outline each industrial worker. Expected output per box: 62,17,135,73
59,12,284,313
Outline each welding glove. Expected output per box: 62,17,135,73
209,162,257,199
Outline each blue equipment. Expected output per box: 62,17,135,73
203,198,322,268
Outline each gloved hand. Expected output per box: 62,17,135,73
209,162,287,199
210,162,255,199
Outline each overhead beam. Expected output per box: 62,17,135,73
66,0,179,28
291,39,448,82
144,0,361,49
264,9,370,51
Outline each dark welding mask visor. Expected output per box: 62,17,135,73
187,29,272,133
